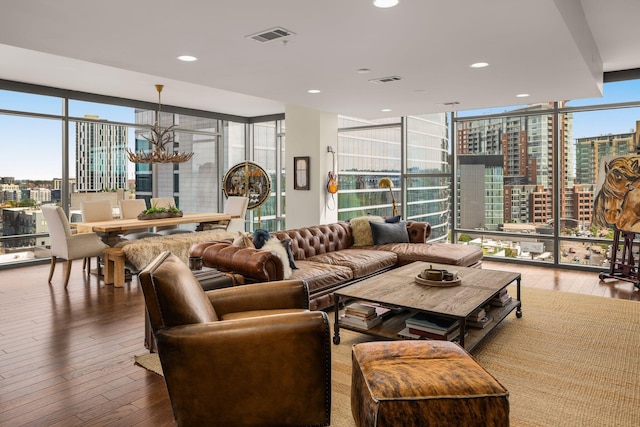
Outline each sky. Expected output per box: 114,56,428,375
1,80,639,181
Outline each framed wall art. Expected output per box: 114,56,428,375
294,156,310,190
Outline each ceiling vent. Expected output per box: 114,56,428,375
246,27,295,43
369,76,403,84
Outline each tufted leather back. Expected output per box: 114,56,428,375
271,222,353,260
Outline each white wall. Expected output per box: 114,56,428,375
284,105,338,228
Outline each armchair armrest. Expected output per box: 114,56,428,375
206,279,310,316
155,311,331,426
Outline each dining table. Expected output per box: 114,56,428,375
73,212,232,246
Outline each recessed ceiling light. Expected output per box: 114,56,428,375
177,55,198,62
308,89,321,94
381,108,392,112
516,93,530,98
470,62,489,68
373,0,399,8
357,68,371,74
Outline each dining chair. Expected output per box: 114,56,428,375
150,197,193,235
207,196,249,233
80,199,113,270
118,199,160,240
80,199,113,222
42,205,109,287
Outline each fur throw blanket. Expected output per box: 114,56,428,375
115,229,235,270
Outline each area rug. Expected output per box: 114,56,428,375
135,287,640,427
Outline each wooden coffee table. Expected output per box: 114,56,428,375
332,261,521,352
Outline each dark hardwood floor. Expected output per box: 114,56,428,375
0,260,637,426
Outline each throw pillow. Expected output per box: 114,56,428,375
262,238,293,279
281,238,298,269
384,215,401,223
350,215,384,246
252,228,271,249
370,221,410,245
231,232,255,248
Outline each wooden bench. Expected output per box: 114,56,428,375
103,247,126,287
102,229,237,287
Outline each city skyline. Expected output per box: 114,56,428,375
2,80,640,181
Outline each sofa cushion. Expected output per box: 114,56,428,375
288,260,353,294
351,216,384,246
372,242,483,267
307,249,397,279
370,221,410,245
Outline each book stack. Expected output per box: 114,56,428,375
466,306,492,329
400,313,460,341
490,289,512,307
339,302,383,330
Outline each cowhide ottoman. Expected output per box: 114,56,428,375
351,341,509,427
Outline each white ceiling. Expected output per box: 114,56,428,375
0,0,638,119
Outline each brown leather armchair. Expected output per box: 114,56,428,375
139,251,331,427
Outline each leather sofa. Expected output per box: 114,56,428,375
190,221,483,311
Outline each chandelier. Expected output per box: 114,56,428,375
127,84,194,164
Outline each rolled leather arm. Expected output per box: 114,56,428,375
155,312,331,427
201,244,284,281
406,221,432,243
207,279,310,315
189,241,226,258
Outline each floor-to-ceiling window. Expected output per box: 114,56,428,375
248,119,286,231
337,114,451,242
337,116,402,219
0,89,64,264
0,81,280,268
453,77,640,269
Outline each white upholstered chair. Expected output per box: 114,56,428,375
42,205,109,287
80,199,113,270
80,199,113,222
118,199,160,240
208,196,249,233
150,197,177,210
119,198,148,219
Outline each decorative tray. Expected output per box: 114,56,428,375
414,275,461,287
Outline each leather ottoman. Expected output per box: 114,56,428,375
351,341,509,427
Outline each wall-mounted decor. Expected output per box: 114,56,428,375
222,161,271,210
294,156,310,190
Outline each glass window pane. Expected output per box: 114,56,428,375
0,89,63,115
455,106,557,261
68,100,135,123
406,114,450,173
566,80,640,107
0,115,62,265
338,124,401,219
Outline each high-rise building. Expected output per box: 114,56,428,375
575,125,640,185
75,116,128,192
456,103,573,226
